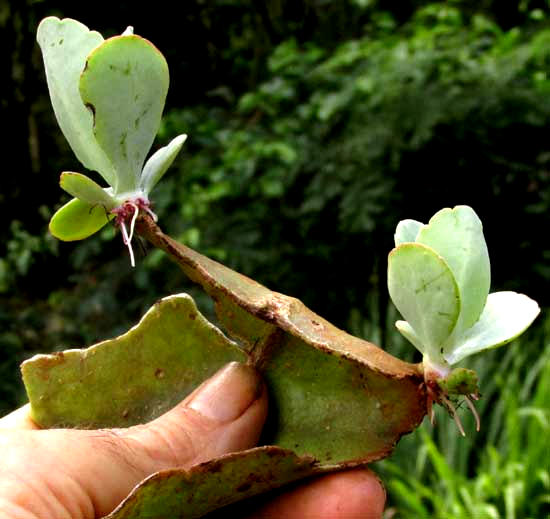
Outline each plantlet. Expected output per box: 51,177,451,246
37,17,186,265
388,205,540,434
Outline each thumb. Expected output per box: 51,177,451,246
1,362,267,519
121,361,267,470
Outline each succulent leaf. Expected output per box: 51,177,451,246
395,320,427,354
49,197,113,241
394,219,423,246
60,172,117,209
79,34,169,194
388,242,461,361
140,134,187,194
416,206,490,332
445,291,540,364
37,17,116,186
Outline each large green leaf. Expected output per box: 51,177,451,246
134,216,426,460
22,294,246,428
79,34,169,194
23,216,427,517
37,17,116,186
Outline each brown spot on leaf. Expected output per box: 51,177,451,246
84,102,96,127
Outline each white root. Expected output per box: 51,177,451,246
464,395,481,432
440,394,466,436
128,203,139,243
120,220,136,267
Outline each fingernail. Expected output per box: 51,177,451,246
186,362,262,423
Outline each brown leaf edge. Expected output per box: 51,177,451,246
105,447,321,519
136,214,423,381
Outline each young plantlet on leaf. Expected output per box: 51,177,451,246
37,17,186,266
387,205,540,435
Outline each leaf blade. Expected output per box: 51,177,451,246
79,35,169,194
394,219,423,246
60,172,117,208
37,17,116,185
388,243,460,361
22,294,247,428
445,291,540,364
140,134,187,194
49,197,112,241
416,206,490,333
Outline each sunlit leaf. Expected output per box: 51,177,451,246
49,197,113,241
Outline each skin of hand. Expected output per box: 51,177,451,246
0,362,385,519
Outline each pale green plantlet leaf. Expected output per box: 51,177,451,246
395,320,427,355
140,134,187,194
37,17,117,186
388,243,460,362
60,172,117,209
394,219,423,246
79,34,169,194
444,291,540,365
416,206,490,334
49,197,113,241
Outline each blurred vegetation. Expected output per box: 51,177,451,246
1,0,549,516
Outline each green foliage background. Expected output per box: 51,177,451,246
1,1,549,517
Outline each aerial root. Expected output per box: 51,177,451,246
128,203,139,243
440,394,466,436
427,397,436,426
464,395,481,432
119,219,136,267
141,204,158,222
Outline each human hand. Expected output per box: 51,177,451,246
0,362,385,518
